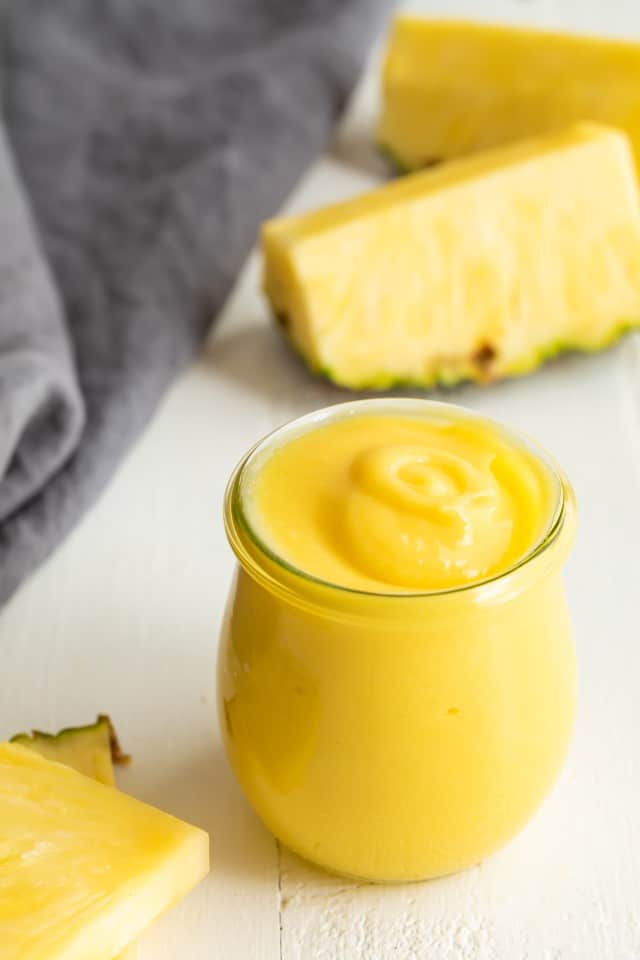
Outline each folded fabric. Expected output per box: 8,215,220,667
0,0,391,607
0,124,84,522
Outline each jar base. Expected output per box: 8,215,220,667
276,835,483,886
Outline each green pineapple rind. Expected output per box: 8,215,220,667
11,715,131,767
270,305,640,392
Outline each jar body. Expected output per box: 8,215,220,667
217,562,576,883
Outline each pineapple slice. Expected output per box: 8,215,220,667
12,717,136,960
379,17,640,172
11,714,130,786
0,742,209,960
262,123,640,390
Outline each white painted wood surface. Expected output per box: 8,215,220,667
2,1,640,956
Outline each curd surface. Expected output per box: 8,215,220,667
243,410,557,592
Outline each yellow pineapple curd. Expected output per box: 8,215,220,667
219,400,576,882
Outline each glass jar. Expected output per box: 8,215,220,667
218,400,577,883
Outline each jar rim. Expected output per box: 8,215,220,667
224,398,575,605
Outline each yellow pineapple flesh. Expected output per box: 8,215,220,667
379,17,640,171
12,717,137,960
262,124,640,389
0,742,209,960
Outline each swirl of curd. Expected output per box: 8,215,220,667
243,411,557,593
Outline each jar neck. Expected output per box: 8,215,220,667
224,456,576,623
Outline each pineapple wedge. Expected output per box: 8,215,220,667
13,717,137,960
0,742,209,960
379,17,640,172
11,714,130,786
262,123,640,390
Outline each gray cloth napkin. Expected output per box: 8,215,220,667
0,0,390,606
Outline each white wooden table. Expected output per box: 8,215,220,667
2,1,640,956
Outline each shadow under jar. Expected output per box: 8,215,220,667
218,400,577,883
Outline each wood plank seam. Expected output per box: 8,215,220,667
277,840,284,960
